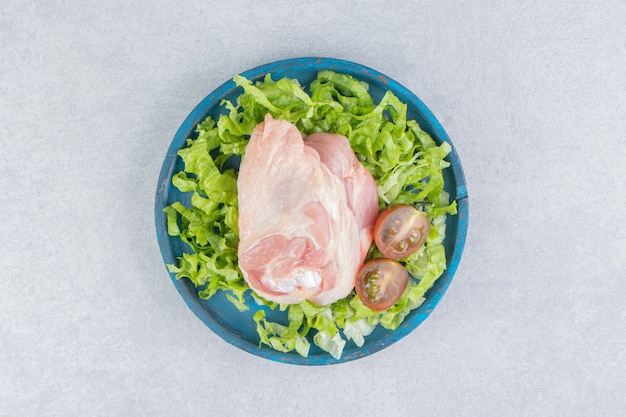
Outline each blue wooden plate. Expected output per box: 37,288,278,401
155,57,469,365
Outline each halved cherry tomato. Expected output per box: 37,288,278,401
355,258,409,311
374,204,430,259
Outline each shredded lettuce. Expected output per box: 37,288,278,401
165,71,457,358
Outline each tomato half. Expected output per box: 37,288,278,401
374,204,431,259
355,258,409,311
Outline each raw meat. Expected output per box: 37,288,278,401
237,114,377,306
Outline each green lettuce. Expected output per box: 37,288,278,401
165,71,456,358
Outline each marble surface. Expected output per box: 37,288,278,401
1,1,625,416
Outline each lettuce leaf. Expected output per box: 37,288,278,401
165,71,456,358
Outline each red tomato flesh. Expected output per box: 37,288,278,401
355,258,409,311
374,204,430,259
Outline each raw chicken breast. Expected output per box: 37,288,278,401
237,114,361,306
304,132,379,265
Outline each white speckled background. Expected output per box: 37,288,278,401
2,1,625,416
